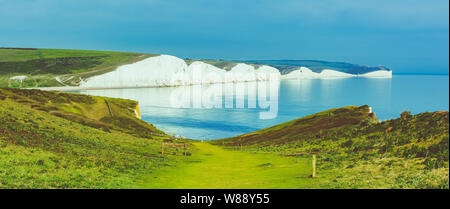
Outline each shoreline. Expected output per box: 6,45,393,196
36,75,393,92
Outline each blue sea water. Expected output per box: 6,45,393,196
76,75,449,140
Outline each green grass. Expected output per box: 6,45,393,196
1,88,448,189
0,48,157,87
0,88,165,138
0,88,189,189
0,48,145,62
214,105,378,146
139,142,326,189
211,107,449,189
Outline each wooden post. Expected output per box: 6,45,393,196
161,143,164,155
104,99,113,117
312,155,317,178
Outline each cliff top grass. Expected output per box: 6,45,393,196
0,88,165,138
0,48,157,87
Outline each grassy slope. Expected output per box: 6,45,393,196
0,88,190,188
212,107,449,189
213,105,378,146
142,106,448,189
0,48,156,88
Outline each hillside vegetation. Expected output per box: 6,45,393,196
0,88,189,188
213,106,449,189
1,88,447,189
0,48,156,88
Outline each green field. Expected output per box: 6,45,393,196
0,48,155,88
139,142,324,189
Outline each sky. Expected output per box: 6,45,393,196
0,0,448,74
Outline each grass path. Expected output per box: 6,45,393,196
138,142,324,189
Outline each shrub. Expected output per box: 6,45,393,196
401,111,412,120
341,139,353,148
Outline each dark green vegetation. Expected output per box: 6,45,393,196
212,106,449,189
215,106,378,146
0,88,189,188
0,48,155,88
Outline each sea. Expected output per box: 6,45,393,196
74,75,449,140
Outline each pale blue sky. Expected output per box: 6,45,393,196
0,0,448,74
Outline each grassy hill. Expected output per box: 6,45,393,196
213,105,378,146
0,48,156,88
0,88,190,188
212,106,449,189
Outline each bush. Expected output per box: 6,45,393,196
341,139,353,148
401,111,412,120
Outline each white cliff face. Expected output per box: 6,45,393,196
226,64,281,82
282,67,392,79
319,69,356,78
185,61,227,84
281,67,320,79
81,55,188,88
256,65,281,81
227,63,256,82
282,67,355,79
79,54,390,89
81,55,282,88
359,70,392,78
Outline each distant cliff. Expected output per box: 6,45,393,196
243,60,390,75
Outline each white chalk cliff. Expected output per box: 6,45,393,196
80,55,391,88
282,67,392,80
281,67,356,79
81,55,281,88
359,70,393,78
